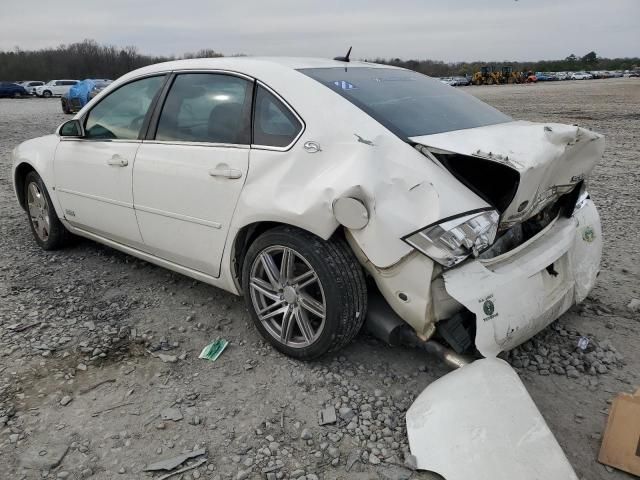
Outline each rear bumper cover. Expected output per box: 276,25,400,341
443,199,601,356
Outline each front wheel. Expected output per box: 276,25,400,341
24,171,73,250
42,90,52,98
242,226,367,359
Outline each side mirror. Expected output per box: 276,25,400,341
59,119,84,138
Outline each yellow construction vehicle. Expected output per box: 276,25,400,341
501,66,521,84
472,65,502,85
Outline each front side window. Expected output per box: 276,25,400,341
84,75,164,140
155,73,252,144
299,67,511,137
253,86,302,148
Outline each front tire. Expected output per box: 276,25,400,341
24,171,73,250
42,90,52,98
242,226,367,359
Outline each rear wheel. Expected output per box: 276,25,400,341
24,171,73,250
242,226,367,359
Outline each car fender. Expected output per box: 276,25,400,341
233,128,489,271
12,134,63,218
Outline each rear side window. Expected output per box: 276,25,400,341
155,73,252,145
253,86,302,148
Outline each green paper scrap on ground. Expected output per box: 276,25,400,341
198,339,228,362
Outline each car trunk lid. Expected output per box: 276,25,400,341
410,120,604,228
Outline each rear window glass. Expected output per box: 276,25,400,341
253,86,302,147
299,67,511,137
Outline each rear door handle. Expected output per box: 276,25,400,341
107,155,128,167
208,167,243,179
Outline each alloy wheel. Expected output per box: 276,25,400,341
249,246,326,349
27,182,50,242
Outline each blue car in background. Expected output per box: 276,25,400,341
0,82,28,98
61,79,112,113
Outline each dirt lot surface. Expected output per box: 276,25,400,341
1,78,639,480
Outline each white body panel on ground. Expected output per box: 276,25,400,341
406,358,579,480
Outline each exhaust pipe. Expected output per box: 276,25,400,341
365,292,472,370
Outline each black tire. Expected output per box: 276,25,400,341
24,171,73,250
42,90,52,98
242,226,367,359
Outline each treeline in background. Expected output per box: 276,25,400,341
372,51,640,77
1,39,638,81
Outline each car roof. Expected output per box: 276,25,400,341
119,56,400,83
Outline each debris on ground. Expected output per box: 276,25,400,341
145,447,207,471
598,388,640,476
160,408,183,422
318,406,337,425
198,338,229,361
504,321,625,378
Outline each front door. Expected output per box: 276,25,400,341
133,72,253,277
54,75,166,247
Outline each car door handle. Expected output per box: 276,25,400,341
107,155,128,167
208,167,242,179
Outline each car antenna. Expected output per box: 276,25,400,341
334,46,352,63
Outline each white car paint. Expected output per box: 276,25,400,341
11,57,605,479
443,199,601,356
570,72,593,80
20,81,44,95
406,358,579,480
35,80,79,97
11,56,604,347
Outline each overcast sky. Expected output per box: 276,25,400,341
2,0,638,61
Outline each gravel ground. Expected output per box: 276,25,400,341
1,78,639,480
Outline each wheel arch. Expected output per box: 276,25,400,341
14,162,38,211
229,220,342,292
13,162,63,219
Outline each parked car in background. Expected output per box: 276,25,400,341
61,79,113,114
534,72,557,81
0,82,28,97
452,76,471,86
35,80,79,98
20,81,45,95
556,72,570,81
570,72,593,80
438,77,456,86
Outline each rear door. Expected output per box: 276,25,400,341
54,75,166,247
132,72,253,277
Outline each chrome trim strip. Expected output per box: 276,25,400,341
59,138,142,144
57,188,133,209
142,140,249,149
134,204,222,229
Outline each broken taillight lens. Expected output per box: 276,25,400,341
403,209,499,267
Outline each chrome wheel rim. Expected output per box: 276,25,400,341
249,246,326,349
27,182,50,242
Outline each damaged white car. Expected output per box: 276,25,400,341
13,56,603,479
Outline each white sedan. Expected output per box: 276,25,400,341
11,56,604,479
12,57,603,360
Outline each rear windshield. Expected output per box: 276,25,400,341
299,67,511,137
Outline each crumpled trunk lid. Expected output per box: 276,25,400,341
410,120,604,228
